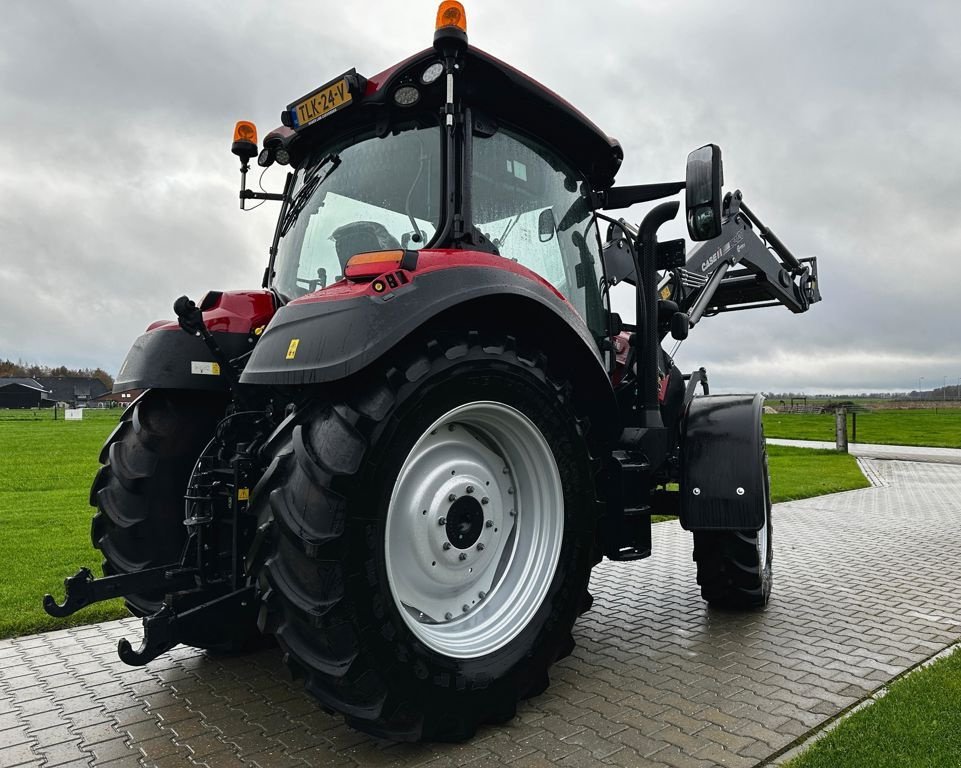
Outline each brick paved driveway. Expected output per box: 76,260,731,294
2,458,960,768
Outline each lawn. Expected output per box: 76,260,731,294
1,411,868,639
0,409,127,638
767,445,869,501
764,409,961,449
787,647,961,768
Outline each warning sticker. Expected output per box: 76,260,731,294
191,361,221,376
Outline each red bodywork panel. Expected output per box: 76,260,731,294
288,249,566,306
146,290,276,335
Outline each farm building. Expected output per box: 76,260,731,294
34,376,109,407
93,389,145,407
0,378,54,408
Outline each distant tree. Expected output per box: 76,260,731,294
0,359,114,388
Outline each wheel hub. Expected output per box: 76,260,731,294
446,495,484,549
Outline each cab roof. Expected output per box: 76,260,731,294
266,46,624,190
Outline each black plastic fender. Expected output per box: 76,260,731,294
114,330,254,393
240,265,620,442
679,394,766,530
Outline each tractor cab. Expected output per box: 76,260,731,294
234,4,624,343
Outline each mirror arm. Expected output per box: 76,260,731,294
240,190,286,202
601,181,685,210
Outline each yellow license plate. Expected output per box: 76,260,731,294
292,77,352,129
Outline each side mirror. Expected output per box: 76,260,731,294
538,208,556,242
685,144,723,241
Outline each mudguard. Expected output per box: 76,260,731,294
113,290,276,393
679,394,766,531
240,258,619,441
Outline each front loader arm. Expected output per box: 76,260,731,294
677,190,820,325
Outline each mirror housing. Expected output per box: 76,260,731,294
685,144,723,241
538,208,556,242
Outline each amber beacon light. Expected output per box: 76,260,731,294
435,1,467,32
434,1,467,47
231,121,258,160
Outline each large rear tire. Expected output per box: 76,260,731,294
90,389,257,649
692,448,773,608
249,333,598,741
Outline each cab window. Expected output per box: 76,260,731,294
471,125,607,339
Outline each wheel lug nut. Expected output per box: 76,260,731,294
502,467,509,474
459,552,467,561
445,612,453,620
476,543,485,551
509,509,516,517
448,493,457,502
438,517,446,525
479,591,487,599
448,424,456,431
466,485,474,494
462,604,470,613
443,542,451,550
485,520,493,528
481,497,489,505
508,487,514,495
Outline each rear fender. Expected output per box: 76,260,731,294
241,262,620,443
114,290,275,393
679,394,766,530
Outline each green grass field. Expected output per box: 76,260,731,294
0,409,867,639
0,410,128,637
787,647,961,768
764,409,961,449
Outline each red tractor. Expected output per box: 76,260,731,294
46,2,820,741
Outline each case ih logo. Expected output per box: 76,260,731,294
700,231,745,272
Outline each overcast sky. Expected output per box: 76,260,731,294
1,0,959,394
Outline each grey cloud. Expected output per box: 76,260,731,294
1,0,958,393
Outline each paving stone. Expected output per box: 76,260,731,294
36,738,92,766
2,458,960,767
0,740,40,766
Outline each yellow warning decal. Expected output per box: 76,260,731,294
659,285,672,301
286,338,300,359
237,488,250,501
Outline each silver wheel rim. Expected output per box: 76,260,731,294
758,462,770,568
385,401,564,658
757,513,769,567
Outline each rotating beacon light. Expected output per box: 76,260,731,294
231,120,259,210
434,1,467,47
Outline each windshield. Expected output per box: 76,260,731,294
273,123,441,299
471,125,607,339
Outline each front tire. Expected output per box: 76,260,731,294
249,333,597,740
693,449,773,608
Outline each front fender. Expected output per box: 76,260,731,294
679,394,766,531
